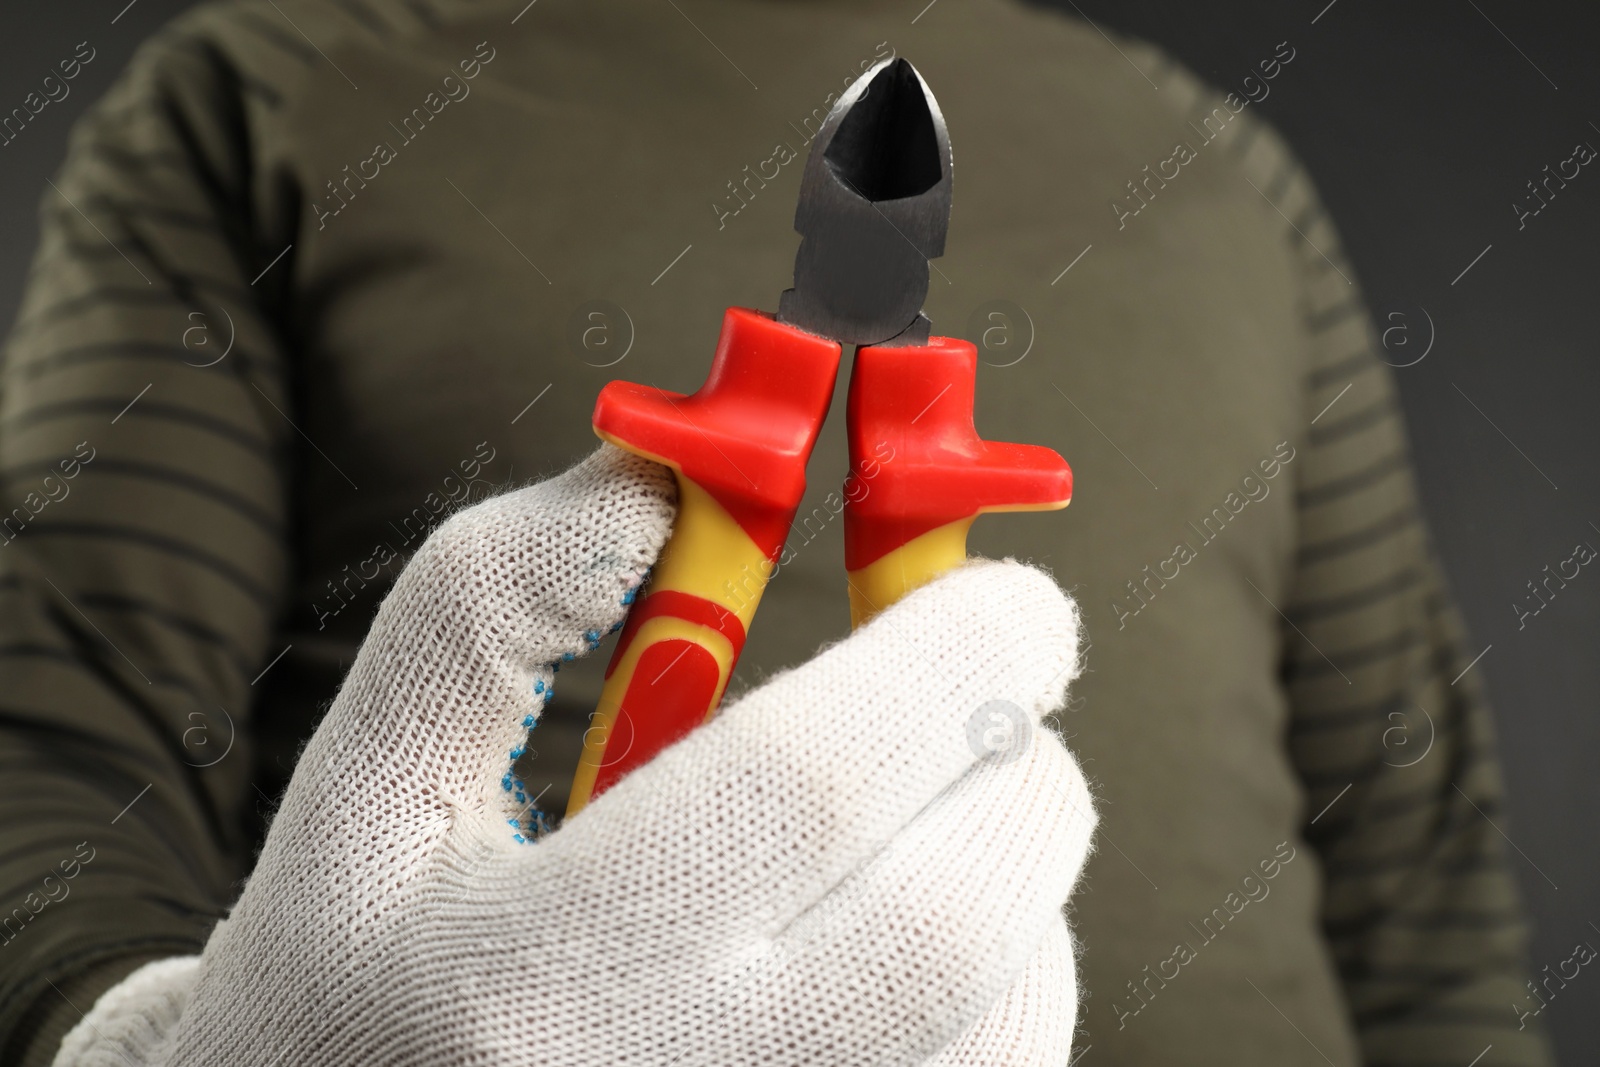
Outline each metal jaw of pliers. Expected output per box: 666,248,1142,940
567,58,1072,816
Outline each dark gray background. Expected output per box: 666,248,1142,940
2,0,1594,1061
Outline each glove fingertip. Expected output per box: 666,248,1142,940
882,557,1083,719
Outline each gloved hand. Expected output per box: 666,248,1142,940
56,445,1096,1067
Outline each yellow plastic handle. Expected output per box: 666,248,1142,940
566,472,773,816
846,517,974,629
845,499,1069,629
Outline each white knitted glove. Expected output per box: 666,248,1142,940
55,445,1096,1067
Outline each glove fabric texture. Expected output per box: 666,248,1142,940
54,445,1097,1066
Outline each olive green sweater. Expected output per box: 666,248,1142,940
0,1,1551,1063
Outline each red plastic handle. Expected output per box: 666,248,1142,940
844,337,1071,621
570,308,842,812
594,308,844,549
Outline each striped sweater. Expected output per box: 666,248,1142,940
0,1,1550,1063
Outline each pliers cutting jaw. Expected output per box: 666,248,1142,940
779,57,953,348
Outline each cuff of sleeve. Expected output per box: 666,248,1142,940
51,957,201,1067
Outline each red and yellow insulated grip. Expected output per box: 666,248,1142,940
844,337,1072,628
566,308,842,815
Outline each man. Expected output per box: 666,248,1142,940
0,0,1550,1063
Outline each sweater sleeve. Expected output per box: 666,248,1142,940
1235,115,1556,1065
0,24,297,1065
